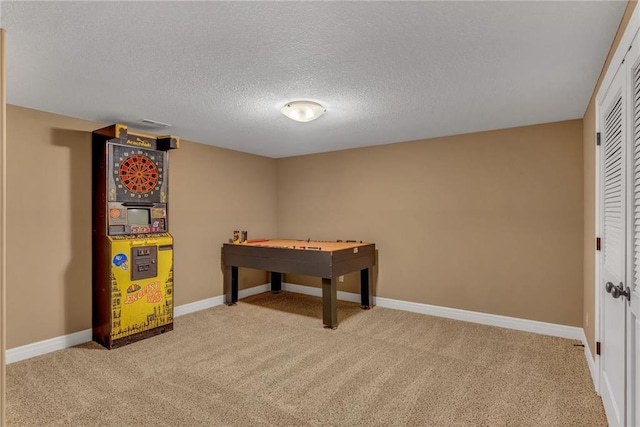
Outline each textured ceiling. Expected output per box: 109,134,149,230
1,1,628,158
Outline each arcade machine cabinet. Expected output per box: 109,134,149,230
92,124,178,349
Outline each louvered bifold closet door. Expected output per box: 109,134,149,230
599,63,626,427
629,42,640,427
604,94,624,277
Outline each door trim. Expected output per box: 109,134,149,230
598,8,640,109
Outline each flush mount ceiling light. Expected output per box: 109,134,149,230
281,101,326,122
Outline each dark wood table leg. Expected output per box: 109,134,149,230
271,272,282,293
360,267,373,309
225,265,238,305
322,277,338,329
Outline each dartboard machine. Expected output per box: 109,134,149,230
92,124,179,349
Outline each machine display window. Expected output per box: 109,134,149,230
127,208,150,225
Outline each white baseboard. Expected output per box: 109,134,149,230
282,282,362,304
284,282,583,340
6,282,587,365
173,284,270,317
6,284,271,364
239,284,271,299
174,296,223,317
375,295,584,341
5,329,92,364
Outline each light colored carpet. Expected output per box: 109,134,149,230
7,291,606,426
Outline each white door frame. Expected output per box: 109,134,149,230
0,28,6,427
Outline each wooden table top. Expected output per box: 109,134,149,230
229,239,372,252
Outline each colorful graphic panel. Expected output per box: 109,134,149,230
109,235,174,340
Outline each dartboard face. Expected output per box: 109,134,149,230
110,145,165,202
119,155,158,194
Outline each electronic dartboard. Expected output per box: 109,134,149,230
110,144,165,203
92,124,179,350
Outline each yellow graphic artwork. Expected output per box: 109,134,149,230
109,235,174,341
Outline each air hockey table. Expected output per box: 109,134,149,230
221,239,376,329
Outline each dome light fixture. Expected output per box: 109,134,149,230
281,101,326,122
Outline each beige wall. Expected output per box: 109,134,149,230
6,105,276,349
13,1,634,347
277,120,584,326
583,0,638,358
5,106,585,351
169,139,275,303
7,107,95,349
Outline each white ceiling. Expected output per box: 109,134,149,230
1,1,628,158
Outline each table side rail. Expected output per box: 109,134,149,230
330,244,375,262
331,244,375,277
222,244,332,277
332,254,375,277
